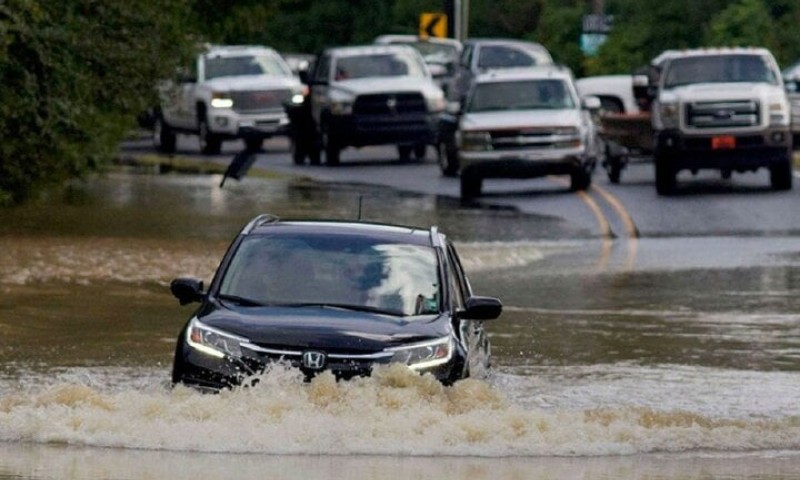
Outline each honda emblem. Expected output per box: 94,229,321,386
302,351,327,370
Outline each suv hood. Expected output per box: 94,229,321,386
200,305,450,352
332,76,441,96
660,82,781,103
461,109,583,130
204,75,300,92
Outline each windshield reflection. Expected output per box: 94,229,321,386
468,79,576,112
219,234,440,317
204,54,291,79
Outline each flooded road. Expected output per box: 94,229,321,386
1,171,799,479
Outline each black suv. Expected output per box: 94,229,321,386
169,215,502,391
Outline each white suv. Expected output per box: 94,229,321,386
154,45,304,154
438,66,601,199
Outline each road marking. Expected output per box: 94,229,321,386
548,176,639,270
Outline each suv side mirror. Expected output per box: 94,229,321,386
460,296,502,320
170,277,205,305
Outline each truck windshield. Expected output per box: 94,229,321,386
663,54,778,89
467,79,576,112
205,54,291,79
333,51,427,80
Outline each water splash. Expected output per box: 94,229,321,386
1,364,798,456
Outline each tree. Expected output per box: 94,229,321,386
0,0,197,205
705,0,777,52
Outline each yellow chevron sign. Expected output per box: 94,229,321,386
419,12,447,39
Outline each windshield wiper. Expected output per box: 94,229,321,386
216,293,266,307
283,302,405,317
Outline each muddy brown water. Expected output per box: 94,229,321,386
0,171,798,479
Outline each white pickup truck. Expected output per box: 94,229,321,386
153,45,304,154
650,48,793,194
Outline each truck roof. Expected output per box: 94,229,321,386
474,65,573,84
652,47,775,66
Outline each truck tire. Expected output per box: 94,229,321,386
570,169,591,191
460,173,482,200
398,145,412,162
654,150,677,195
413,143,427,160
198,118,222,155
770,155,793,191
153,115,176,154
321,122,340,166
291,138,306,165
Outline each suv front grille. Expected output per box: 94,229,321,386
230,89,292,113
685,100,759,129
353,93,427,116
490,128,577,150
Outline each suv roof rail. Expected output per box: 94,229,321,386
242,214,280,234
429,225,442,247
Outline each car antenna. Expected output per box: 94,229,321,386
357,195,364,221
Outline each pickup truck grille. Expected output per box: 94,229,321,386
230,89,292,113
490,128,577,150
685,100,759,129
353,93,427,116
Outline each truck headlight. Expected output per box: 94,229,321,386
386,336,453,370
659,102,679,129
210,92,234,109
459,131,492,151
768,100,790,126
425,90,446,113
186,318,247,358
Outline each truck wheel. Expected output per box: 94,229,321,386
654,151,677,195
413,143,427,160
398,145,412,162
198,119,222,155
322,125,340,166
460,173,482,200
770,156,793,191
153,116,176,154
437,141,459,177
570,169,591,191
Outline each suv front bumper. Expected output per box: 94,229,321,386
459,147,591,179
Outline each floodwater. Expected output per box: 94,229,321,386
1,171,799,479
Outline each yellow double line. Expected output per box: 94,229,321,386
550,177,639,270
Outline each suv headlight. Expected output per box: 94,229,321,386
459,131,492,151
386,336,453,370
186,318,247,358
552,126,582,148
210,92,234,109
659,101,679,129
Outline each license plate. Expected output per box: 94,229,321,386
712,136,736,149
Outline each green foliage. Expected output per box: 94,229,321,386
0,0,196,205
705,0,777,51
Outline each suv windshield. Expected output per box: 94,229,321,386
333,51,427,80
467,79,576,112
218,234,440,317
204,53,291,79
663,54,778,88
